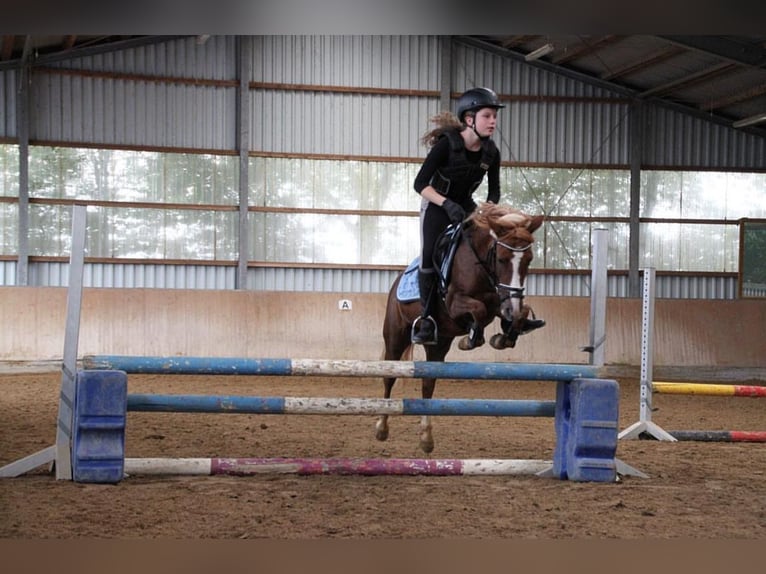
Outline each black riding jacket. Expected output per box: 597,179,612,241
413,129,501,209
414,129,501,272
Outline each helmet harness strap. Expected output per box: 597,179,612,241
467,111,489,142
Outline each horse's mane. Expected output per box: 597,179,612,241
469,203,537,242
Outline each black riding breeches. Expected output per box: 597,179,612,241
419,200,452,272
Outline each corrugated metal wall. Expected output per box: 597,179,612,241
452,41,631,167
32,36,238,150
0,260,15,284
27,35,640,163
17,35,763,168
644,106,766,169
248,36,633,164
17,260,739,299
2,35,763,297
250,35,441,158
13,36,766,170
47,36,238,79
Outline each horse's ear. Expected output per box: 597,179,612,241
526,215,545,233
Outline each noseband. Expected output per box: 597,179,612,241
494,240,531,302
470,233,532,302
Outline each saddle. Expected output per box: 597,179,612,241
396,223,463,303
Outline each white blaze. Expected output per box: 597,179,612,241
510,251,523,315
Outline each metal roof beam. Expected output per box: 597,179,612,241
0,35,188,71
62,35,77,51
500,35,540,49
460,35,766,138
703,82,766,111
656,35,766,69
552,35,622,65
460,35,636,97
601,45,686,80
640,62,737,97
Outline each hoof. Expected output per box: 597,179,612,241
420,437,434,454
458,335,485,351
375,419,389,441
490,333,516,349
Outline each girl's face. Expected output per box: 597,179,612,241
470,107,498,137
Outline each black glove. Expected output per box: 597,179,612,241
442,199,465,224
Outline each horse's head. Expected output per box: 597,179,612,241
469,203,544,330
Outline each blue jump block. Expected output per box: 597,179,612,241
552,378,619,482
72,370,128,483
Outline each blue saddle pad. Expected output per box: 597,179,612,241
396,257,421,302
395,225,461,303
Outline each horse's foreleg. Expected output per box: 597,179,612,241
490,302,533,349
375,376,396,442
419,376,436,453
458,321,486,350
490,317,520,349
448,293,489,351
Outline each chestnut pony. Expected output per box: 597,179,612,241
376,203,544,453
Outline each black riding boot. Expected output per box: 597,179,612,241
520,317,546,333
411,270,438,345
500,314,546,338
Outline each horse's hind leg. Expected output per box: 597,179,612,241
419,340,451,453
375,375,396,442
419,376,436,453
376,320,412,443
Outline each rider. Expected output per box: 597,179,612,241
411,86,545,345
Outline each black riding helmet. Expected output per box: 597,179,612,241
456,87,505,123
456,87,505,141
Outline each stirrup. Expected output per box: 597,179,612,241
411,315,438,345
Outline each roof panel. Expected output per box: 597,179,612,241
468,34,766,136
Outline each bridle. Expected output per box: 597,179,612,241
494,239,532,304
469,230,532,304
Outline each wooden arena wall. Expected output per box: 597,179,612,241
1,287,764,377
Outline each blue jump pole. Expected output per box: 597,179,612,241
83,355,603,382
126,394,557,417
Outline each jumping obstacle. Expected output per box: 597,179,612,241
653,382,766,398
82,355,606,381
653,381,766,442
1,210,635,482
127,394,557,417
63,361,630,484
665,430,766,443
1,211,637,482
620,268,766,443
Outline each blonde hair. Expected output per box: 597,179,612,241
420,111,464,147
